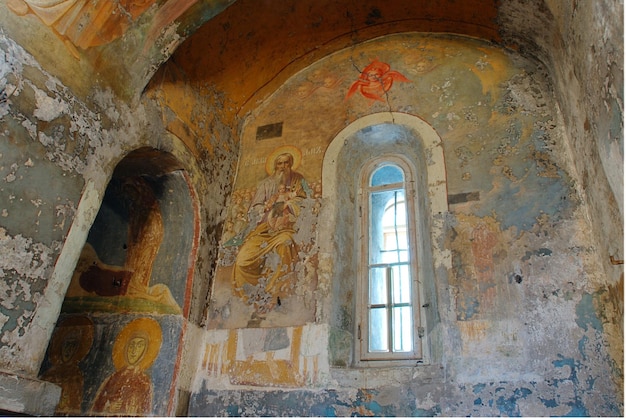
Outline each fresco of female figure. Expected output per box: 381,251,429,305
40,316,94,415
92,317,162,416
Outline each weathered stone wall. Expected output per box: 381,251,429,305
499,0,624,372
189,32,623,416
0,29,239,415
0,1,622,416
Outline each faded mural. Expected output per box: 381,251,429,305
200,325,328,389
6,0,158,58
39,316,93,415
38,168,195,415
216,146,321,328
1,0,235,100
91,317,162,415
195,32,622,416
63,172,194,315
40,314,176,416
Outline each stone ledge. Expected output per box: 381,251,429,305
0,371,60,416
330,363,445,388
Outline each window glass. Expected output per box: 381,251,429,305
369,190,408,264
371,164,404,186
361,160,419,362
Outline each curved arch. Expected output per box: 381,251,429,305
322,112,448,218
319,112,450,366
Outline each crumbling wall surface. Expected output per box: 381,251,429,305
0,30,164,377
498,0,624,382
145,64,241,327
0,30,89,376
189,32,623,416
0,26,218,415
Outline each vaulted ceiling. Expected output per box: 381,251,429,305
1,0,559,110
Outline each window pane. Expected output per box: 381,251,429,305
369,307,389,352
392,264,412,304
370,189,407,264
392,306,413,352
362,158,420,361
371,164,404,186
369,267,388,305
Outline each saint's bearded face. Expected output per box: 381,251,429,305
273,155,293,180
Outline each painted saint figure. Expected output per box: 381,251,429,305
233,148,309,313
92,317,162,416
40,316,94,415
7,0,157,58
68,176,181,314
122,176,180,310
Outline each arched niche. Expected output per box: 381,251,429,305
62,147,199,317
38,147,200,416
320,112,449,367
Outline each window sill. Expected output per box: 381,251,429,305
329,363,444,388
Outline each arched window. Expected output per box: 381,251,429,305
321,113,448,370
357,156,423,362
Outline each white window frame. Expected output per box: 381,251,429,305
356,155,424,365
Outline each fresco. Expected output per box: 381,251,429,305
230,148,309,311
195,33,621,413
1,0,235,100
91,317,162,415
6,0,157,59
40,315,179,416
346,59,410,104
33,154,195,413
215,145,321,328
201,325,328,388
39,315,94,415
62,172,195,315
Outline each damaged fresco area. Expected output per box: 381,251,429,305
0,0,235,101
210,144,322,329
61,169,195,316
0,31,88,369
34,148,199,415
38,313,182,416
197,32,622,414
190,386,443,417
197,324,330,389
0,30,188,385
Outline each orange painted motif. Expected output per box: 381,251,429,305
346,59,410,103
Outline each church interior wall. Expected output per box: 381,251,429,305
0,1,622,416
187,33,622,416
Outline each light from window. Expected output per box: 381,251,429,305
359,160,420,362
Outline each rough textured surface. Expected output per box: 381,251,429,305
187,33,622,416
0,0,621,416
0,372,60,416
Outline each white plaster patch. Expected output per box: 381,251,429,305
416,392,438,411
20,118,36,140
32,87,69,122
0,227,55,280
91,88,121,122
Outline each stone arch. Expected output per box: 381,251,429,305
37,146,201,416
320,112,449,366
63,147,199,317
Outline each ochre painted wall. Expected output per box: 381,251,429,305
190,33,622,416
0,1,622,416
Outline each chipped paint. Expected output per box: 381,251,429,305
0,1,622,416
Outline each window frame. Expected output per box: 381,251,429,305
356,155,424,365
